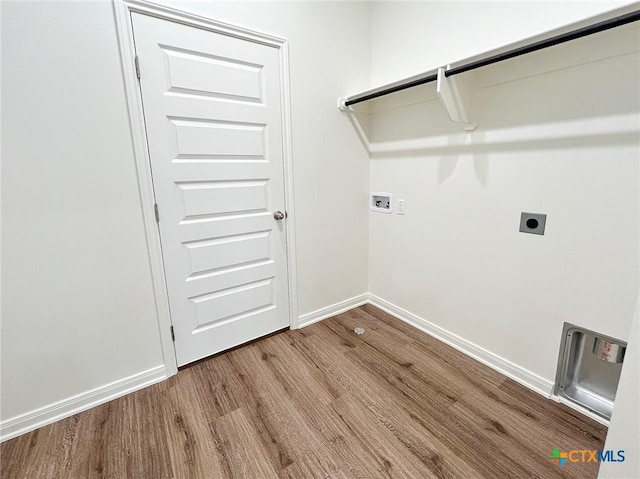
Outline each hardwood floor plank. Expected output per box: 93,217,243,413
1,305,606,479
359,304,505,387
331,393,460,479
258,337,395,478
91,386,174,479
325,307,413,359
229,338,387,478
280,452,350,479
498,378,606,443
158,375,225,479
449,387,601,479
224,343,317,473
405,340,506,395
344,339,462,414
255,333,342,406
410,337,506,387
210,408,279,479
296,329,484,478
185,354,242,420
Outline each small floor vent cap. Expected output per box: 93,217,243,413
353,327,365,335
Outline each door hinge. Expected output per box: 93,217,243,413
170,326,175,342
154,203,160,223
134,55,141,80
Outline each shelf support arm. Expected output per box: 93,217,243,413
436,66,478,131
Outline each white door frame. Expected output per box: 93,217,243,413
113,0,299,375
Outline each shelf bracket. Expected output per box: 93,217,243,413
436,67,478,131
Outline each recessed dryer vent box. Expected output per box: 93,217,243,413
370,192,393,214
553,323,626,421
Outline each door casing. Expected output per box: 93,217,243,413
114,0,299,375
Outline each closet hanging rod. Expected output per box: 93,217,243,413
344,73,438,107
344,9,640,107
446,9,640,77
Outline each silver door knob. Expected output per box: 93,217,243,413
273,211,285,221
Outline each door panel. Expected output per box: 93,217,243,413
171,118,266,158
184,231,271,275
161,46,264,102
176,180,269,218
131,13,289,366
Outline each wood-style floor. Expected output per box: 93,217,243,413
1,305,606,479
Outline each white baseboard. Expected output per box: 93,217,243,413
297,293,369,328
0,365,168,443
367,294,554,398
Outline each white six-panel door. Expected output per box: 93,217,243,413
131,13,290,366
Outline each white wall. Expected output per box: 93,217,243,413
1,0,166,436
1,0,371,439
368,1,639,390
599,306,639,478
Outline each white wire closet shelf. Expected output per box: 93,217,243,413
338,4,640,132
